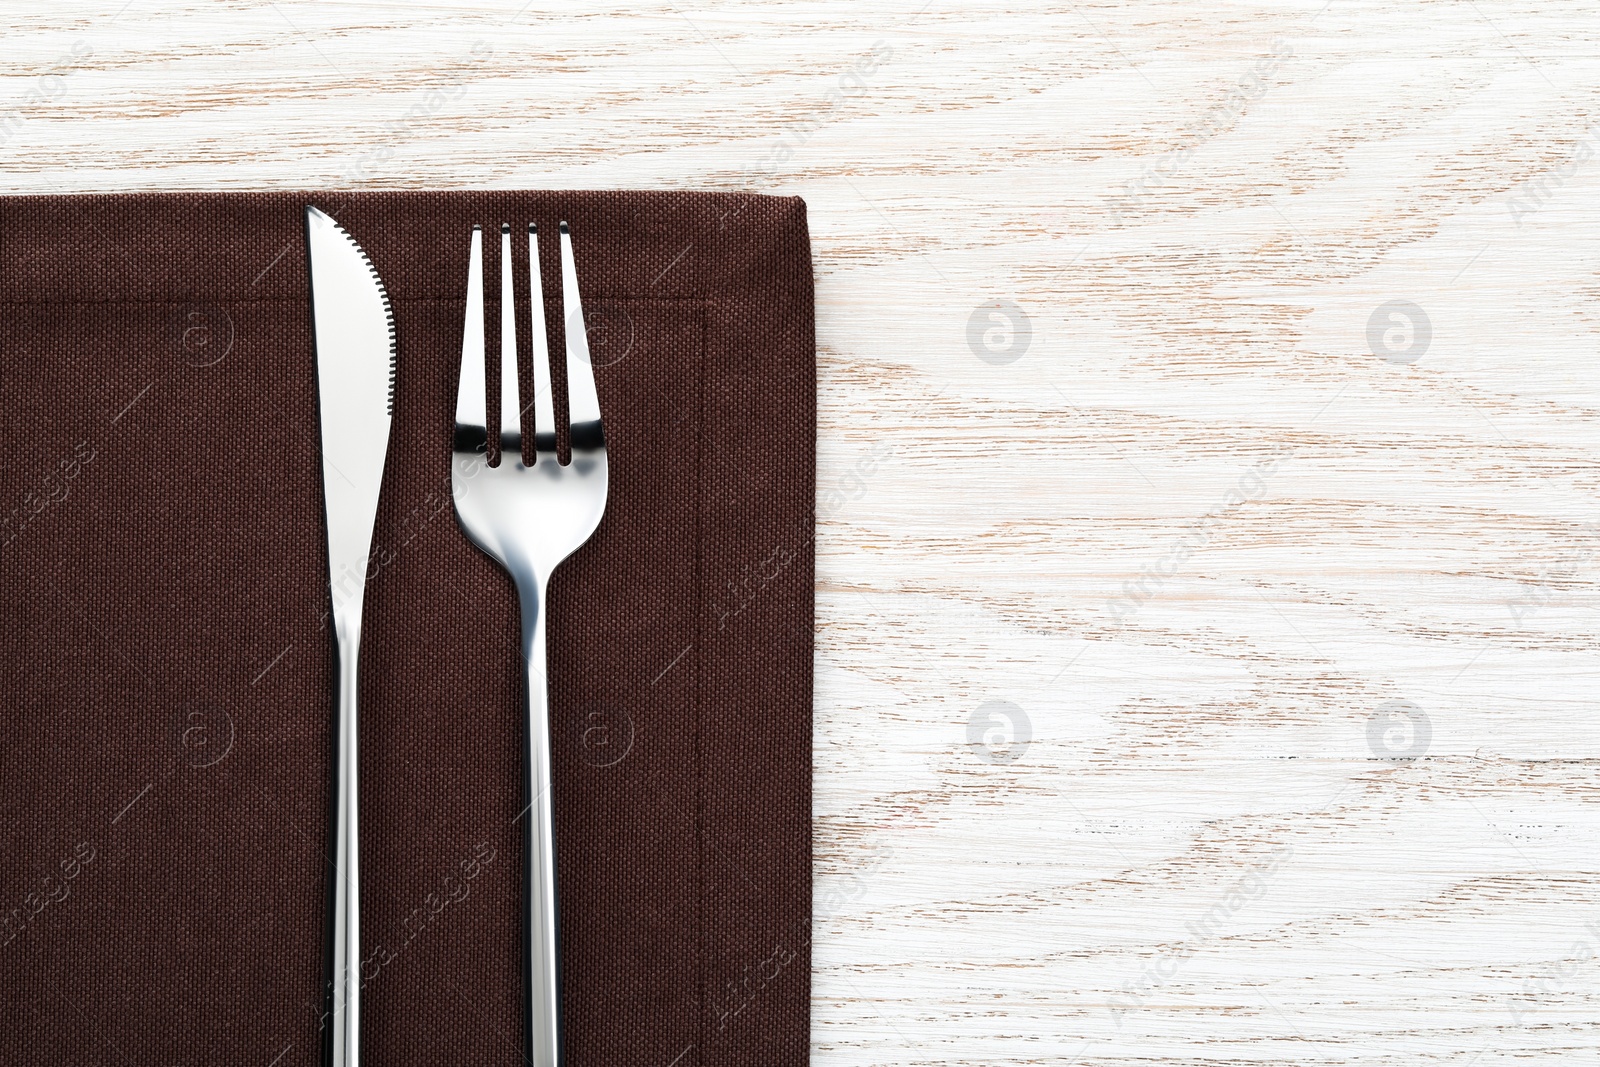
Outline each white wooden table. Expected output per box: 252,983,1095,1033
7,2,1600,1062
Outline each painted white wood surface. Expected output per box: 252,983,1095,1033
6,1,1600,1062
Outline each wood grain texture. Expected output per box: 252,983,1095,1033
5,1,1600,1063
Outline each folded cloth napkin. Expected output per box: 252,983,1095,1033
0,190,814,1066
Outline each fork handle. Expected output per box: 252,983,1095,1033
328,617,362,1067
521,579,564,1067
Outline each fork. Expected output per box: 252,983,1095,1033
451,220,608,1067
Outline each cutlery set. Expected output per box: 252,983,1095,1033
305,207,606,1067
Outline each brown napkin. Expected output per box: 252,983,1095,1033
0,191,814,1066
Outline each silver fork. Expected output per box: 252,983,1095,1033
451,220,608,1067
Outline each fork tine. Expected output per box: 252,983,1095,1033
527,223,557,454
498,223,522,461
453,225,487,453
559,221,604,451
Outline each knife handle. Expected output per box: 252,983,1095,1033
521,580,563,1067
328,620,362,1067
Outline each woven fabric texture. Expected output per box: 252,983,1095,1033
0,190,815,1067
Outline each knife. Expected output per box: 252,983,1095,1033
304,205,396,1067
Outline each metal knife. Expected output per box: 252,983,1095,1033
304,204,396,1067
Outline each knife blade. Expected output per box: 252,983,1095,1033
304,204,396,1067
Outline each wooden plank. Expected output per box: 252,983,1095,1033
5,1,1599,1061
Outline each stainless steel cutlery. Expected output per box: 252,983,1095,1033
304,205,397,1067
451,221,609,1067
304,207,606,1067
